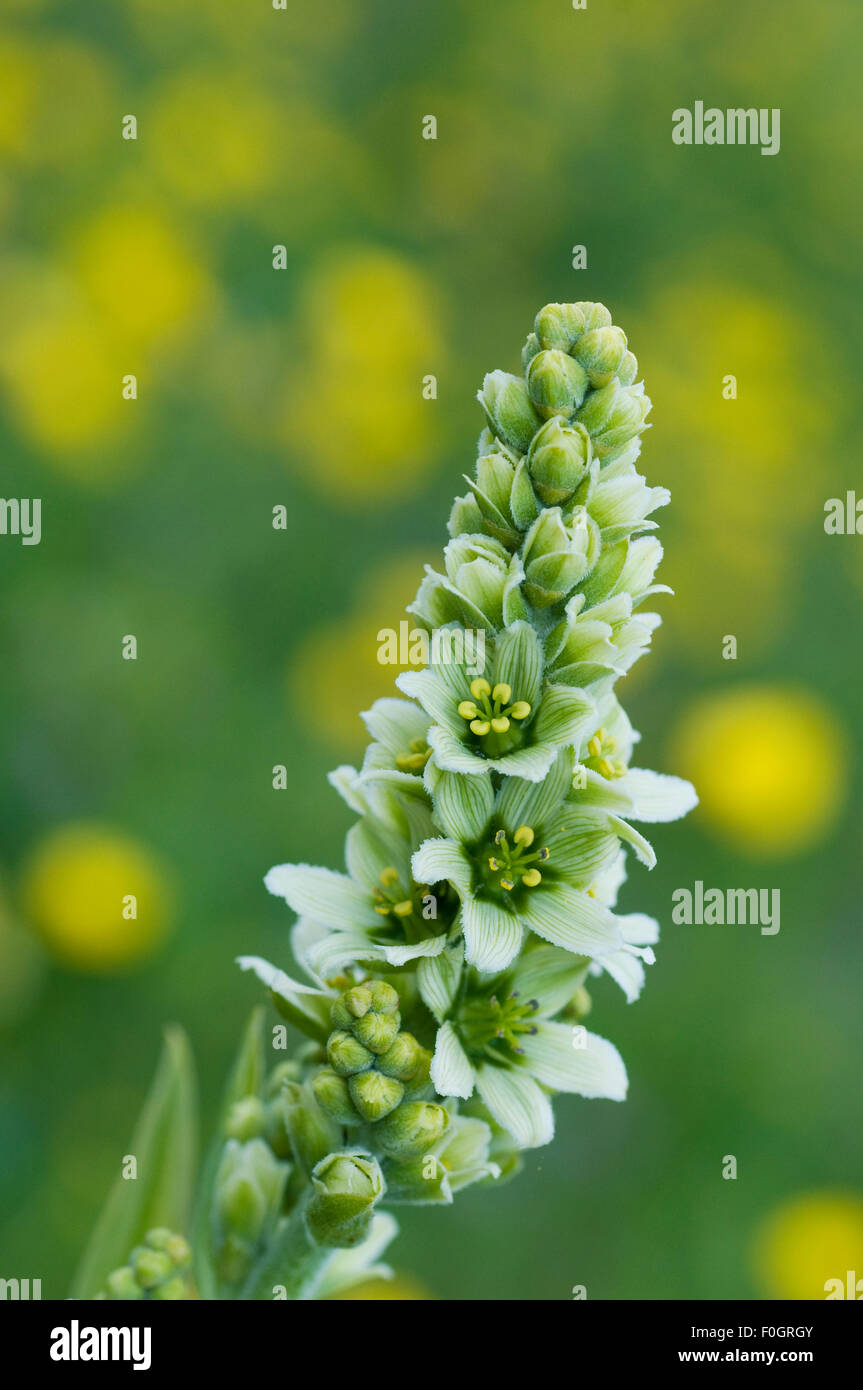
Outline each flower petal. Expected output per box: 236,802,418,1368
264,863,379,930
618,768,698,822
430,767,495,841
431,1022,475,1099
496,747,573,832
486,741,557,782
462,895,523,973
532,684,595,748
417,940,465,1022
520,1021,628,1099
493,621,544,710
427,723,493,775
476,1063,554,1149
360,697,430,754
411,838,473,897
521,881,622,957
510,943,590,1016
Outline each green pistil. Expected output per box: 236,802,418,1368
395,736,432,773
583,727,627,780
461,991,540,1057
486,825,549,891
457,678,531,754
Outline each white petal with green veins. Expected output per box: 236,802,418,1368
462,895,523,973
431,1022,475,1099
476,1063,554,1149
264,863,381,930
520,1021,627,1099
521,881,622,957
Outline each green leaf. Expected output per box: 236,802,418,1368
193,1008,265,1301
70,1026,198,1299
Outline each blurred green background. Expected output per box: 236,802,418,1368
1,0,862,1300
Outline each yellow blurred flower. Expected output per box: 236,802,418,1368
753,1192,863,1300
283,247,445,500
0,36,113,165
72,203,215,348
289,553,427,754
148,71,280,208
676,685,847,856
333,1272,432,1300
21,823,173,972
636,263,834,659
1,303,130,464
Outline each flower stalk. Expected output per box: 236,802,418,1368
75,300,695,1300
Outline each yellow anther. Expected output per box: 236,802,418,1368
470,718,491,735
488,857,501,871
509,701,531,720
500,876,515,891
393,900,414,917
374,905,391,915
598,758,614,779
458,700,479,720
491,716,510,734
470,677,492,699
492,682,512,705
588,735,602,758
380,867,400,886
522,869,542,888
494,829,506,845
513,825,535,847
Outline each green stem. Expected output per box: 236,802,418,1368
238,1200,334,1302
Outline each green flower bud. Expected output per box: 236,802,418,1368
572,325,628,387
215,1138,286,1246
521,331,542,370
225,1095,267,1142
527,417,592,505
264,1060,302,1099
131,1248,173,1289
576,380,651,459
281,1080,343,1174
151,1276,188,1301
375,1101,450,1157
312,1068,363,1126
145,1228,191,1268
105,1266,144,1301
522,506,600,607
477,370,543,455
366,980,400,1013
448,492,484,537
376,1030,421,1081
526,349,589,419
400,1044,434,1099
342,984,373,1019
327,1030,375,1076
575,300,613,331
618,350,638,386
348,1069,404,1121
534,302,587,352
352,1008,401,1054
305,1151,384,1248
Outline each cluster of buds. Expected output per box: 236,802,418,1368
98,1228,192,1301
312,982,450,1157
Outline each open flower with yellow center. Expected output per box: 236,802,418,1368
427,940,628,1149
265,792,456,982
398,620,595,782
